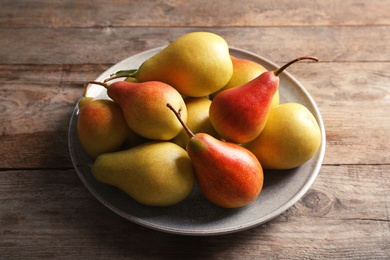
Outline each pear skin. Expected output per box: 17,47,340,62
209,71,278,144
210,56,267,99
92,142,195,207
167,104,263,209
77,99,130,159
77,96,95,110
135,32,233,97
106,80,188,140
244,103,321,170
171,97,219,148
210,56,279,107
209,56,318,144
187,133,263,208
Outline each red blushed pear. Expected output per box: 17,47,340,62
167,103,264,209
77,99,130,159
209,55,268,100
90,80,187,141
209,56,319,144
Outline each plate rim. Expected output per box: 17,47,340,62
68,46,326,236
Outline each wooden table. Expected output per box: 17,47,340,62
1,1,389,259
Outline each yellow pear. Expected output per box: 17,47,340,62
92,142,195,207
244,103,321,169
135,32,233,97
171,97,220,148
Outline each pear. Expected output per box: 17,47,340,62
124,77,138,83
167,104,263,208
131,32,233,97
171,97,219,148
77,96,94,110
92,141,195,207
77,99,130,159
244,103,322,170
209,56,318,144
210,55,280,107
90,80,188,140
210,56,265,97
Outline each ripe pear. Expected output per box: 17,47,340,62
134,32,233,97
167,104,263,208
92,141,195,207
77,96,94,110
244,103,322,170
209,56,318,144
210,55,280,107
91,80,188,140
77,99,130,159
171,97,219,148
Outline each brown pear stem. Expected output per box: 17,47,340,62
166,103,195,138
88,81,109,89
274,56,319,76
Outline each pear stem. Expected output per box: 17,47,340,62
104,73,136,83
274,56,319,76
166,103,195,138
88,81,109,89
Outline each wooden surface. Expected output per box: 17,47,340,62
1,0,389,259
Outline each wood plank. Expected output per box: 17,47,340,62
0,64,110,84
0,26,389,65
1,62,389,168
1,0,389,28
0,165,389,258
1,0,388,258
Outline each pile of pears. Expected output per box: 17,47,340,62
76,32,322,209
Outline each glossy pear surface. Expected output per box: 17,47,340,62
244,103,322,170
209,71,278,144
210,56,279,107
187,133,263,208
210,56,266,97
171,97,219,148
135,32,233,97
77,99,129,159
92,142,195,207
107,81,188,140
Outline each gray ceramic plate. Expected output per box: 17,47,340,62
68,47,326,236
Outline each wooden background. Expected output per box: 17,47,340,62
1,0,389,259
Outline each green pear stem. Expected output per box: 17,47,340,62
274,56,319,77
167,103,195,138
110,69,138,77
89,81,109,89
104,70,137,83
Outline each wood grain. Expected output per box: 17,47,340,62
0,166,389,258
1,26,389,65
0,0,389,258
1,0,389,28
